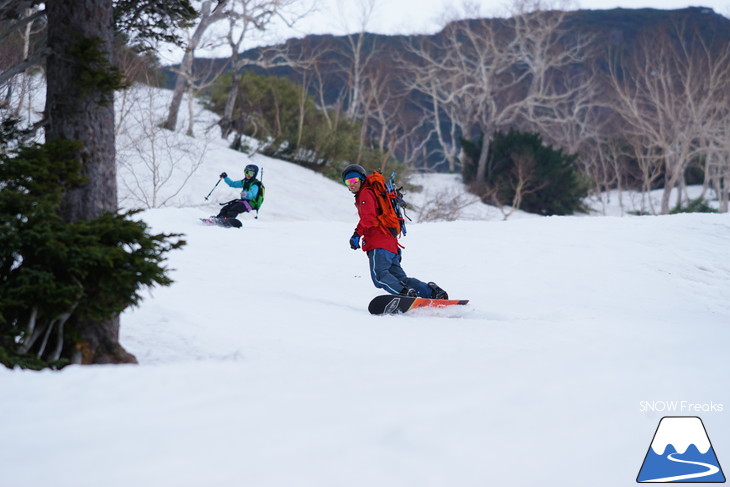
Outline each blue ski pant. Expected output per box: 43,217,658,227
367,249,432,297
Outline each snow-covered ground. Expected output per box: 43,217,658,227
1,84,729,487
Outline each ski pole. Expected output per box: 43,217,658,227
204,178,223,201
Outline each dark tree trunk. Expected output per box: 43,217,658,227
46,0,118,221
44,0,136,365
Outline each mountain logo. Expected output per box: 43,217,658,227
383,298,401,314
637,416,725,483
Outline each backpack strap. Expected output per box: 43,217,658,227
250,179,263,216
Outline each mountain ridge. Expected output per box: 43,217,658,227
165,7,730,169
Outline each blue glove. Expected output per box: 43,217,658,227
220,172,227,178
349,232,361,250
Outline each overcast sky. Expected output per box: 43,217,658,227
157,0,730,64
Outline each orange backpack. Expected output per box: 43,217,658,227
363,170,408,239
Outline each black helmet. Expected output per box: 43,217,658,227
341,164,367,183
244,164,259,178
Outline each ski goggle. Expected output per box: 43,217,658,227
245,169,256,176
344,177,361,186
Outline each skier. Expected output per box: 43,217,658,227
343,164,448,299
213,164,261,228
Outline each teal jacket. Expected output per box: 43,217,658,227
224,176,259,201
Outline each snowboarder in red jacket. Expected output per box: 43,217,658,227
343,164,448,299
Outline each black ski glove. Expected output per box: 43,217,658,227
349,232,361,250
219,172,227,179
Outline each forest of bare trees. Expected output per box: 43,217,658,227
2,3,729,216
211,5,729,215
607,22,730,213
402,9,729,215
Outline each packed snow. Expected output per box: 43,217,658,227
1,84,729,487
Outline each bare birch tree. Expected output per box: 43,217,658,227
334,0,379,121
401,57,466,171
295,36,340,129
405,11,566,180
2,5,43,119
401,0,600,176
217,0,311,138
579,137,632,215
509,1,600,155
163,0,230,131
705,119,730,212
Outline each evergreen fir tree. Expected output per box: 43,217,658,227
0,120,184,369
462,130,590,215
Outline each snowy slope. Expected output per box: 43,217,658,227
1,84,730,487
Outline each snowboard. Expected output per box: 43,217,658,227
368,294,469,315
199,217,242,228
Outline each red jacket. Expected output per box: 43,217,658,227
354,186,400,253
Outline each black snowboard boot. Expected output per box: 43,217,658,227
399,287,417,297
427,282,448,300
